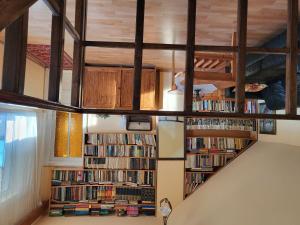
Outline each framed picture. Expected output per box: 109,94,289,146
259,103,276,135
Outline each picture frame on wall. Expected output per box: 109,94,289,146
259,103,277,135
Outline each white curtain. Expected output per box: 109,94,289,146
0,110,43,225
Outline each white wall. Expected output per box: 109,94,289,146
160,71,184,111
259,109,300,146
156,160,184,216
84,114,127,133
169,141,300,225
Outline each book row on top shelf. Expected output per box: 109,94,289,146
192,98,258,113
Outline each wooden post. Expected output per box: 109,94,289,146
235,0,248,113
71,0,87,107
132,0,145,110
231,32,237,80
2,11,29,94
184,0,197,112
48,0,66,102
285,0,298,115
0,0,36,31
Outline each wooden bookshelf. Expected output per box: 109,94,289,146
184,114,258,198
49,132,157,217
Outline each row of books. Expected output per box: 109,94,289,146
85,133,156,146
185,173,210,195
52,170,155,187
49,201,155,217
186,137,249,151
186,118,256,131
51,186,156,202
192,99,257,113
84,145,156,158
185,154,235,170
84,158,156,170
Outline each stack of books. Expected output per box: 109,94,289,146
63,205,76,216
49,204,63,217
90,204,101,216
75,203,90,216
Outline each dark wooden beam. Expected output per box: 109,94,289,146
0,0,37,31
285,0,298,115
235,0,248,113
44,0,79,42
43,0,60,16
85,63,155,69
2,90,300,120
48,0,66,102
82,41,291,55
184,0,197,112
65,16,80,41
71,0,87,107
0,90,78,112
82,108,300,121
83,41,135,48
132,0,145,110
144,43,185,50
2,11,29,94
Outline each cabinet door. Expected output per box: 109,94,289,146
141,69,158,110
120,69,134,109
119,69,158,110
82,68,121,108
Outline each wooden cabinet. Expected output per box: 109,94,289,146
82,68,121,108
82,67,159,110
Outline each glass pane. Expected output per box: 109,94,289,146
26,0,52,99
144,0,187,44
157,116,184,159
247,0,287,47
55,112,69,157
193,51,238,112
86,0,136,42
0,30,4,89
85,47,134,65
69,113,83,157
66,0,76,26
246,53,286,115
143,50,186,111
195,0,237,46
59,30,74,105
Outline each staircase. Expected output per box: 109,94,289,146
169,141,300,225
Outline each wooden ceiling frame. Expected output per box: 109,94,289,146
0,0,299,120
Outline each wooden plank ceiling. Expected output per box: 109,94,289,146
0,0,291,70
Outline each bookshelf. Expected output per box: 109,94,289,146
185,95,258,197
184,117,258,197
49,132,157,217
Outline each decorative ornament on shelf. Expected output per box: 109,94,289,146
160,198,172,225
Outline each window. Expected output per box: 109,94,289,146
55,112,82,158
0,113,5,192
0,110,42,225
